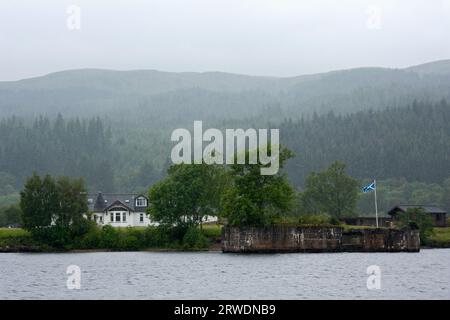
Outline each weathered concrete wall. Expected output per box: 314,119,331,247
341,228,420,252
222,226,342,253
222,226,420,253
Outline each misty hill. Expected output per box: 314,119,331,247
1,60,450,125
406,59,450,75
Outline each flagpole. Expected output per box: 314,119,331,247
374,179,379,228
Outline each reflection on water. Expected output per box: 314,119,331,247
0,249,449,299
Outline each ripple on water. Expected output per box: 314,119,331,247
0,250,449,299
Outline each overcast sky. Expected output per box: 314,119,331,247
1,0,450,81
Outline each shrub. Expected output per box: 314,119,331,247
144,226,172,247
201,224,222,240
297,214,332,225
99,225,119,249
30,226,71,248
398,208,434,245
329,216,341,226
118,232,140,251
74,226,101,249
182,227,209,249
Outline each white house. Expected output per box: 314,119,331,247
88,192,154,227
88,192,218,227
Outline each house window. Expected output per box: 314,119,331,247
136,197,147,207
99,216,103,223
140,213,144,223
122,212,127,222
115,212,121,222
110,213,114,222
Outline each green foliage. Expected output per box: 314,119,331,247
20,173,89,247
118,228,141,251
99,225,120,249
20,173,57,229
144,226,172,247
300,162,359,218
182,227,209,249
297,215,336,226
0,115,116,192
201,224,222,239
0,204,22,227
398,208,435,245
428,227,450,247
222,147,296,226
2,99,450,201
282,100,450,186
0,228,30,238
329,216,341,226
75,225,101,249
44,224,217,251
30,226,71,248
148,163,227,228
0,228,42,252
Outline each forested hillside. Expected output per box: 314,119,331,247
0,60,449,215
0,115,115,193
282,100,450,186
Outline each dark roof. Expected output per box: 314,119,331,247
104,200,135,212
388,205,447,216
88,193,148,212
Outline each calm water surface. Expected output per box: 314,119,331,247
1,249,449,299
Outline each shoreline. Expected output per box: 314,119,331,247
1,246,449,254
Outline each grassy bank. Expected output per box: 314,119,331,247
2,224,449,252
0,228,50,252
428,227,450,248
0,224,223,252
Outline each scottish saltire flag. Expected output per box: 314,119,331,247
362,180,376,193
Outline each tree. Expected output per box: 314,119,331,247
20,173,90,247
300,161,359,218
397,208,434,245
0,205,22,227
148,163,228,229
20,173,58,230
54,176,89,236
221,147,295,226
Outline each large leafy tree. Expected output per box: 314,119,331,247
221,147,295,226
54,176,89,233
148,163,228,229
0,205,22,227
20,173,89,246
20,173,59,229
300,161,359,218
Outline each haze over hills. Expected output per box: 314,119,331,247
1,60,450,124
0,60,449,213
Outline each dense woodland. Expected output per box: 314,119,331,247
282,100,450,185
1,99,449,218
